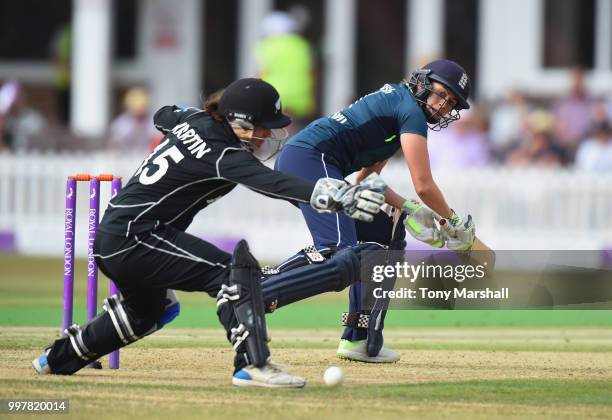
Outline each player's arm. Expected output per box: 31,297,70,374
357,137,446,247
357,160,406,209
400,132,477,250
217,149,314,205
218,150,386,222
356,160,388,182
400,133,453,218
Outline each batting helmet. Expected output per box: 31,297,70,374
407,59,471,130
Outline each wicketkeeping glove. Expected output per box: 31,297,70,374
439,211,475,252
310,173,387,222
402,199,444,248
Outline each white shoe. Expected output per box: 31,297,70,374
32,350,52,374
336,339,400,363
232,362,306,388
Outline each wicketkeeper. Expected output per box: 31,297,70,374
32,78,388,388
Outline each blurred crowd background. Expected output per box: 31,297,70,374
1,0,611,171
1,0,612,256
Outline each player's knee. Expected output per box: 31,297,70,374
260,241,386,311
270,245,336,274
333,247,360,291
335,242,386,291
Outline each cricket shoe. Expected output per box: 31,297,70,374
232,362,306,388
32,349,52,374
336,339,400,363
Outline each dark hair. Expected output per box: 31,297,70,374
202,89,225,122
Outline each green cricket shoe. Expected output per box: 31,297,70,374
336,339,400,363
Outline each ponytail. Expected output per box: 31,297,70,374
202,89,225,122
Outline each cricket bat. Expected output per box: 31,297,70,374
466,236,496,273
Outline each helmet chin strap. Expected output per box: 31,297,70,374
230,125,289,143
227,117,289,160
251,127,289,142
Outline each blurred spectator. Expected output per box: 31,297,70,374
552,67,594,154
575,120,612,171
108,87,158,155
51,21,72,125
590,98,611,126
507,109,565,167
0,80,47,152
604,97,612,123
488,90,530,161
255,9,315,133
427,108,490,169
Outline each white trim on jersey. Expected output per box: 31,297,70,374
92,243,139,259
109,202,157,208
124,146,240,234
242,184,310,202
164,184,234,225
134,234,227,268
125,177,225,237
154,124,171,133
216,146,310,203
183,109,206,120
215,147,244,177
150,232,227,268
125,145,309,238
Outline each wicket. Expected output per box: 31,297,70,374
62,174,122,369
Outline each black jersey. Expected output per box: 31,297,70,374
99,106,314,236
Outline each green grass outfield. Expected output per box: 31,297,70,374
1,254,612,329
2,327,612,419
1,255,612,419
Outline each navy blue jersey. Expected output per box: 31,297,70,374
286,83,427,176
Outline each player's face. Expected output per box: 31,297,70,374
426,82,458,121
250,127,271,148
231,126,270,148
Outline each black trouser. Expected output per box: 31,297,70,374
46,224,236,374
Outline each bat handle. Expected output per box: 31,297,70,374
432,211,442,222
432,212,458,237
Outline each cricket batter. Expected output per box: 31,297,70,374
274,59,477,362
32,78,388,388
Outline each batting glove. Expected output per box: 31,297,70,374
402,199,444,248
439,211,475,252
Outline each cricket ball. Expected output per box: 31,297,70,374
323,366,344,387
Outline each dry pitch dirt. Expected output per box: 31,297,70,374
1,327,611,419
